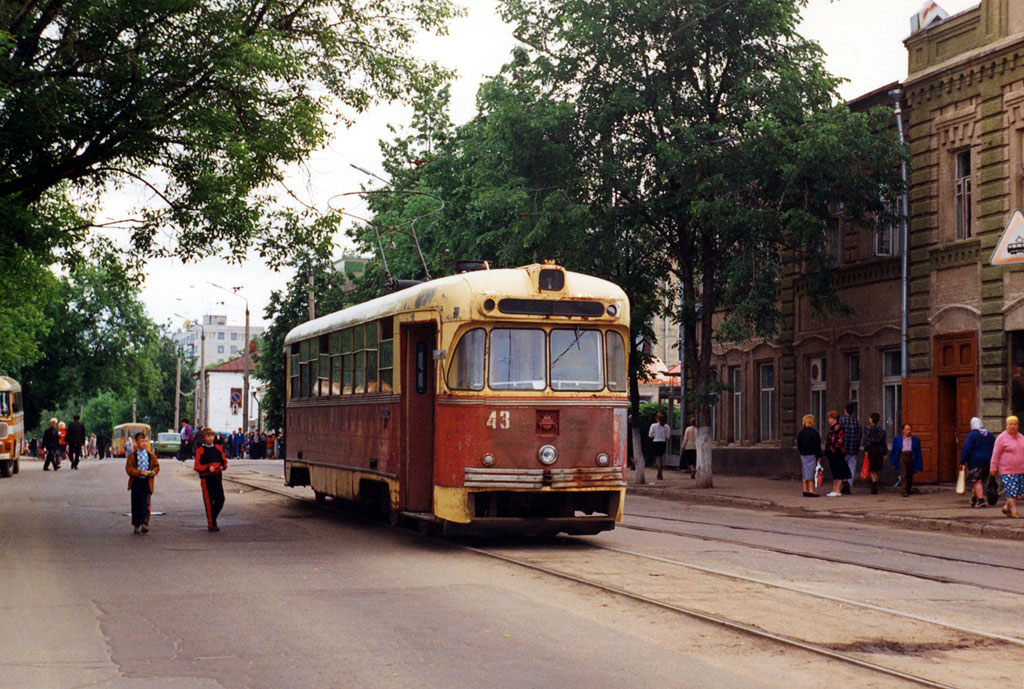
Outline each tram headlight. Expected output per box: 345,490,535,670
596,452,609,466
606,303,619,317
538,444,558,465
482,453,495,467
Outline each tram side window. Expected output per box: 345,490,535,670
447,328,485,390
550,328,603,391
366,321,379,393
606,331,627,391
379,318,394,392
329,332,342,395
289,349,299,399
354,324,366,393
0,392,8,416
299,340,311,398
490,328,546,390
342,328,353,394
318,335,330,397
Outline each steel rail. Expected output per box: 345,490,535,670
462,545,964,689
624,511,1024,573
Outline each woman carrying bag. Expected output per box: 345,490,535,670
960,417,994,508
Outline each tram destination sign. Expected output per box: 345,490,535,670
990,210,1024,265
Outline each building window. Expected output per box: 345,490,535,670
218,331,225,340
954,149,971,240
230,346,237,354
759,363,776,442
1011,333,1024,417
874,199,901,257
882,350,902,438
730,366,741,443
848,353,860,416
231,332,238,341
809,357,827,436
217,345,224,353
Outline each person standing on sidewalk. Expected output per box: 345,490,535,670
796,414,822,497
990,415,1024,519
178,418,194,462
125,431,159,534
66,414,86,470
837,403,861,494
824,411,849,497
960,417,994,508
648,412,670,480
863,413,887,495
41,418,60,470
889,424,923,497
194,427,228,531
682,417,697,479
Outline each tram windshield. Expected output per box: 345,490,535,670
0,392,8,417
447,327,625,392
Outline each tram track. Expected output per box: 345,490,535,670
624,511,1024,574
226,470,1019,688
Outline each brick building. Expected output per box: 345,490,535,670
704,0,1024,481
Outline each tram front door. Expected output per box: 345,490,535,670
402,322,436,512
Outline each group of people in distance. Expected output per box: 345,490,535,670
34,415,89,470
125,427,229,534
795,404,1023,517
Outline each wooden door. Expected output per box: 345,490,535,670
951,376,976,482
902,377,937,483
402,323,436,512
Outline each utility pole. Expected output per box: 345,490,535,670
307,272,316,320
132,397,136,423
199,324,206,428
174,353,181,430
243,300,250,433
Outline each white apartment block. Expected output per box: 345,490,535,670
171,314,265,366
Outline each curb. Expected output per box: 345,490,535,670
626,484,1024,542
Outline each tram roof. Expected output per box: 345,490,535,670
0,376,21,392
284,264,628,347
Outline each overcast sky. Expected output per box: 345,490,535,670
132,0,980,332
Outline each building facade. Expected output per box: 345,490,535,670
703,0,1024,481
172,314,265,367
198,354,264,434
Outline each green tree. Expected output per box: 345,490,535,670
257,250,357,432
501,0,907,486
0,0,459,267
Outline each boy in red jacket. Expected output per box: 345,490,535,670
194,427,228,531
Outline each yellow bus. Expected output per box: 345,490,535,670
0,376,24,477
283,262,630,535
112,422,151,457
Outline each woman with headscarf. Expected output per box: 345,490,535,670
990,415,1024,519
960,416,995,508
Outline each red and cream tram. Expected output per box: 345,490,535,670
282,262,629,535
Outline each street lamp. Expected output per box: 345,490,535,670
208,282,250,433
175,313,206,429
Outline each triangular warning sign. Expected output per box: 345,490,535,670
991,211,1024,265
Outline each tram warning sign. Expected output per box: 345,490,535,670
990,211,1024,265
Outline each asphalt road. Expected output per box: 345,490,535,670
1,458,784,689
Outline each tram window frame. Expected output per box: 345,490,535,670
447,328,486,391
606,331,627,391
366,321,379,393
342,327,353,394
299,340,311,398
12,391,21,414
329,332,342,395
289,348,299,400
379,318,394,392
318,335,330,397
0,392,9,416
550,328,604,391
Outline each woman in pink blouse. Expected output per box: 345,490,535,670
989,415,1024,519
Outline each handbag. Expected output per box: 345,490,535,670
955,465,966,495
985,475,1000,505
860,452,870,479
814,461,824,487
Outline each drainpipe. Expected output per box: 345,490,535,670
891,88,910,378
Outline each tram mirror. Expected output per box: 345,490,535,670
433,349,447,361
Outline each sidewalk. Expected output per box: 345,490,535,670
626,468,1024,541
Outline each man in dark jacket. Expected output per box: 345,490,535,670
66,414,86,469
41,418,61,470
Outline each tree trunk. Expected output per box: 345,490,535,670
694,425,712,488
632,425,646,484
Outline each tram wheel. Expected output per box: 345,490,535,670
0,460,11,478
387,506,403,528
12,458,18,474
313,490,327,505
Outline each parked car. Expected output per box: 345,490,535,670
152,431,181,458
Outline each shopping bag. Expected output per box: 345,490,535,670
955,465,966,495
814,461,823,487
985,475,1000,505
860,453,870,479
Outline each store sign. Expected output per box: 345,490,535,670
990,211,1024,265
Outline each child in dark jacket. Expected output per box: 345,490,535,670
194,427,228,531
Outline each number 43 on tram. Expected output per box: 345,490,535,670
282,262,630,535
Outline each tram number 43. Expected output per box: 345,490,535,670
486,410,511,430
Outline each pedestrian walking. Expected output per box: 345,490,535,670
682,417,697,479
960,416,995,508
824,411,849,497
194,427,228,531
87,433,97,458
57,421,67,465
42,418,60,470
796,414,822,497
648,412,670,480
124,434,134,459
989,415,1024,519
863,412,888,494
838,403,861,494
889,423,923,497
96,431,108,460
28,436,37,458
66,414,86,470
125,431,159,534
178,418,194,462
